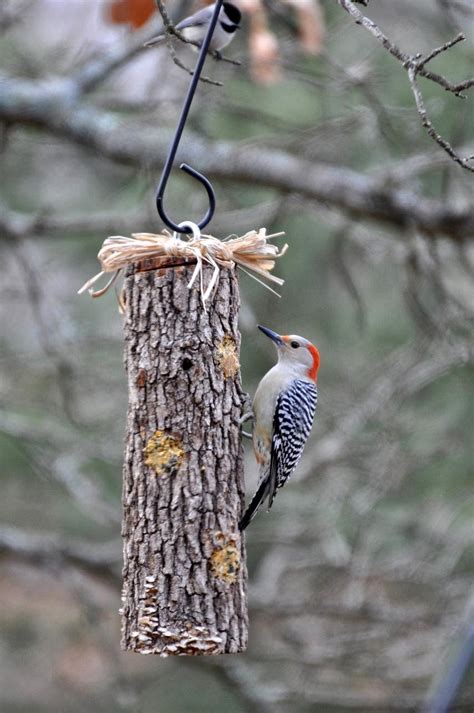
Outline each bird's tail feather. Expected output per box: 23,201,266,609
239,478,271,531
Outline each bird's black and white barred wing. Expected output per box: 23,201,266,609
268,379,317,506
239,378,317,531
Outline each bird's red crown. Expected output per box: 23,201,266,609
281,336,320,382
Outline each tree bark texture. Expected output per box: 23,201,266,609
121,261,248,655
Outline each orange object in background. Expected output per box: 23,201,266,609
108,0,156,28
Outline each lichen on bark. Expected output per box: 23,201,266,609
143,430,185,476
210,533,240,583
216,335,240,379
121,263,248,655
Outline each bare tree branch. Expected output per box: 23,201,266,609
72,17,162,94
0,0,32,32
154,0,240,66
0,200,282,241
70,0,238,94
0,74,472,238
335,0,474,170
299,337,472,479
0,525,120,580
0,203,147,239
165,35,224,86
407,64,474,171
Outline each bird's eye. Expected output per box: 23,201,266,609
290,341,300,349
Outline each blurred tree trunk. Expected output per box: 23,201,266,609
121,260,248,655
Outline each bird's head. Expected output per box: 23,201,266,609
258,325,320,382
222,2,242,29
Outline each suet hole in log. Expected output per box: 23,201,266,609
181,357,193,371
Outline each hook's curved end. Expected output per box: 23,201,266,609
180,163,216,231
156,163,216,234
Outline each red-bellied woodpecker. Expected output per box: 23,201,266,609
239,325,320,530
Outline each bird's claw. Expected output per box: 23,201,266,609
239,411,253,440
239,411,254,426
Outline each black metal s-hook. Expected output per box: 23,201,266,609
155,0,224,233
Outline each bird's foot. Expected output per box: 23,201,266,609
239,411,253,440
239,411,254,426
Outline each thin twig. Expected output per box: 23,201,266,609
416,33,465,70
407,64,474,172
335,0,474,170
166,37,223,87
155,0,240,67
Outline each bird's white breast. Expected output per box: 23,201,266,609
253,366,292,430
182,26,206,43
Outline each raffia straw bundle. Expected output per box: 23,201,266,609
78,228,288,305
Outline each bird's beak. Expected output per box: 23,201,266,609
258,325,284,346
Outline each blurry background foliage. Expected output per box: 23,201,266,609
0,0,473,711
